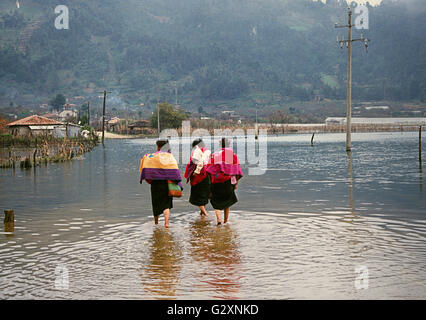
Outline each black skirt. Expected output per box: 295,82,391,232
150,180,173,217
189,176,211,207
210,179,238,210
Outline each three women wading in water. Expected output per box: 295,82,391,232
139,138,243,227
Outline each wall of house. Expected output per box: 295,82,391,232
67,126,80,137
52,126,80,138
31,129,54,136
10,126,31,136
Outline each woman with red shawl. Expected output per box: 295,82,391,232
184,138,212,216
206,138,243,225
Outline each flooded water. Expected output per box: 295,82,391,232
0,132,425,299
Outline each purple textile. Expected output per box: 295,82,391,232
206,163,243,177
140,168,183,189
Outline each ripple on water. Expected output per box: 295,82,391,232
1,133,426,299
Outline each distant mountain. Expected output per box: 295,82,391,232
0,0,425,111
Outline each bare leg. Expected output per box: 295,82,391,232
224,207,230,224
154,215,159,225
163,209,170,228
215,210,222,225
199,206,208,216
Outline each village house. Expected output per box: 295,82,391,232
107,117,122,132
128,120,151,134
7,115,81,138
59,109,78,122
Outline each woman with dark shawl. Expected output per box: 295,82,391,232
206,138,243,225
184,138,212,216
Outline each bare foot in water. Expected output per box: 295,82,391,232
199,206,208,217
215,210,222,225
163,209,170,229
224,207,230,224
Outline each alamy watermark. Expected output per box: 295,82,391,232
354,4,369,30
354,265,369,290
54,264,69,290
158,121,268,176
55,5,69,30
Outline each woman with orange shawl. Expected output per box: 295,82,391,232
139,140,182,228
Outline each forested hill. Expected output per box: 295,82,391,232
0,0,425,110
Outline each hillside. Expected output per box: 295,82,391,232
0,0,425,117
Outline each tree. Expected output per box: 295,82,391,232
150,103,188,129
79,114,89,126
49,94,66,111
270,110,292,124
0,115,9,134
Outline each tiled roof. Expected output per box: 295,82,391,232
7,115,64,127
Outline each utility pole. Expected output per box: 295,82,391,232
87,102,90,127
174,81,178,106
126,104,129,136
255,109,258,140
156,97,160,136
335,7,370,152
100,90,112,146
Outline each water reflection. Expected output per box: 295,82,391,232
347,151,355,217
1,134,426,299
140,227,183,299
103,147,109,212
189,218,242,299
4,221,14,238
419,144,423,193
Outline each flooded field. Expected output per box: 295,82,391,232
0,132,425,299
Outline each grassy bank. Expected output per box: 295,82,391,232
0,134,99,168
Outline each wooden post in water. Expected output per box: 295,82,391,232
4,210,14,223
420,126,423,165
4,210,14,236
419,126,423,192
311,133,315,146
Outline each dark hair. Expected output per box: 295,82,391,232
156,139,170,151
221,137,230,148
192,138,204,148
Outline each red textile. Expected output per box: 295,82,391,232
184,147,209,186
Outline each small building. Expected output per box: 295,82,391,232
7,115,64,137
7,115,81,138
107,117,122,132
53,123,81,138
128,120,150,134
325,117,426,126
59,109,78,122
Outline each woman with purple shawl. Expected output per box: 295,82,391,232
206,138,243,225
139,140,182,228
